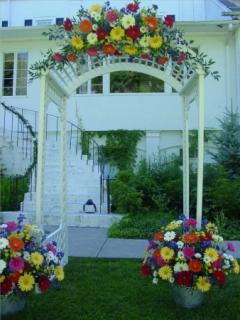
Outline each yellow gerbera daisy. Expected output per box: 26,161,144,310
31,252,44,266
158,265,172,280
233,260,240,274
196,276,211,292
124,45,138,55
206,222,218,234
72,36,84,50
204,248,218,263
110,26,125,41
149,35,163,49
161,247,174,261
89,4,102,14
18,273,35,292
55,266,64,281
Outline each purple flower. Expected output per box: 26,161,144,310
184,218,197,228
47,243,57,254
6,221,17,232
9,257,24,272
227,242,236,252
183,247,195,259
147,240,155,251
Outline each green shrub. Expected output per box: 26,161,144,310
210,175,240,219
110,170,143,214
0,174,29,211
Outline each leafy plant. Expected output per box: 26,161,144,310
210,109,240,177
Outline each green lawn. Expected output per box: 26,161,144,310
3,258,240,320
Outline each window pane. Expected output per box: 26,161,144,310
3,53,14,96
110,72,164,93
16,52,28,96
91,76,103,94
76,82,88,94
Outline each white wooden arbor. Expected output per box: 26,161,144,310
36,55,206,264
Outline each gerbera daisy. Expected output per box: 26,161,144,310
54,266,64,281
160,247,174,261
204,248,219,263
18,273,35,292
149,35,163,49
31,252,44,266
196,276,211,292
189,259,202,273
72,36,84,50
158,265,172,280
9,237,24,252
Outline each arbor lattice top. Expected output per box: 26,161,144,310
29,1,219,86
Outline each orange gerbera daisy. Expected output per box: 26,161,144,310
183,232,199,244
67,54,77,62
189,259,202,273
79,19,92,33
9,237,24,252
158,56,169,65
145,16,158,31
154,232,164,242
103,44,116,55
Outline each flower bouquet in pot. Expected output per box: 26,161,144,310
0,215,65,315
141,215,239,308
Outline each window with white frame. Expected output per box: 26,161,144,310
2,52,28,96
76,76,103,94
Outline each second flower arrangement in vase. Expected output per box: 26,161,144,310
141,215,239,308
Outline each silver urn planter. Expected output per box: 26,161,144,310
1,293,26,315
172,285,204,308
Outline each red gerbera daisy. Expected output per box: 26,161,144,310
141,263,152,277
38,275,50,293
96,27,108,41
126,26,141,41
213,271,225,285
0,277,13,295
176,271,192,287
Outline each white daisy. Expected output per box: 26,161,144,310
174,262,189,272
164,231,176,242
194,253,202,259
203,257,211,264
87,32,98,45
140,26,147,33
92,24,98,31
0,238,9,250
152,277,158,285
177,251,185,259
153,271,158,277
0,259,7,274
177,241,184,249
139,36,150,48
169,277,175,283
23,251,31,261
212,235,224,243
90,12,101,21
121,15,135,29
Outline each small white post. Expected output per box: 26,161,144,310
59,97,68,264
196,68,205,229
36,74,48,226
182,97,190,218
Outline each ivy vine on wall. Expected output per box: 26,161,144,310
81,130,145,170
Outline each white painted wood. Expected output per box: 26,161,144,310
196,68,205,229
182,97,190,218
59,98,68,264
36,74,47,226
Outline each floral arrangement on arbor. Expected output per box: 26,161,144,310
0,215,64,296
29,1,219,80
142,216,239,292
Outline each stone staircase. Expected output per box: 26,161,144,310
22,138,108,218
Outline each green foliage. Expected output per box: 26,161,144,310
82,130,144,170
214,212,240,240
210,175,240,219
210,109,240,177
110,171,143,214
108,212,175,239
0,173,29,211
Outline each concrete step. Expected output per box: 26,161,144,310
24,192,107,202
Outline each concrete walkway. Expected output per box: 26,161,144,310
67,227,240,259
